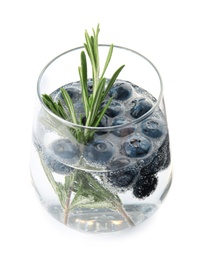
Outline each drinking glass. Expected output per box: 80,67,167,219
30,45,172,233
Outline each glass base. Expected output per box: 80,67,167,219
31,173,172,233
67,204,157,233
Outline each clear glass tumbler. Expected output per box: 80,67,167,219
30,45,172,233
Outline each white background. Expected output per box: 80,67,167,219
1,0,201,259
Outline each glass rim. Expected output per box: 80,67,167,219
37,44,164,130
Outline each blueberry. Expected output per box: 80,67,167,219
130,98,152,119
140,135,170,176
133,175,158,199
102,101,122,118
74,101,84,116
83,139,115,165
122,134,151,158
108,82,132,101
141,118,164,138
45,154,73,175
49,139,80,164
112,117,135,137
99,115,109,127
106,168,138,188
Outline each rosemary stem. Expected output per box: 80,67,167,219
63,193,71,225
116,205,135,227
63,173,76,225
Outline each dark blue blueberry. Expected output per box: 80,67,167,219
45,154,73,175
74,101,84,115
99,115,109,127
106,169,138,188
49,139,80,164
36,139,71,175
122,134,151,158
133,174,158,199
112,117,135,137
130,98,152,119
108,82,132,101
83,139,114,165
141,118,164,138
102,101,122,118
140,135,170,176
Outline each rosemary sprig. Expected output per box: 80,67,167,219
42,24,125,143
80,24,125,129
38,26,136,227
42,94,68,120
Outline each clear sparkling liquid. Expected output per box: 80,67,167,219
31,79,172,233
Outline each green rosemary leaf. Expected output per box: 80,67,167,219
61,88,78,124
100,44,113,79
92,25,100,72
42,94,53,103
90,36,94,49
88,94,93,107
42,94,54,109
87,78,106,126
91,36,97,71
93,24,100,52
85,32,96,71
69,194,94,209
85,27,100,93
42,94,62,118
83,43,89,57
93,97,113,127
69,171,121,211
79,51,89,117
57,100,68,119
94,78,106,108
80,51,88,85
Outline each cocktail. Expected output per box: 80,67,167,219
30,25,172,233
